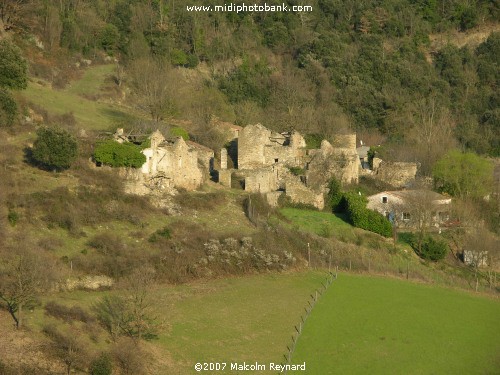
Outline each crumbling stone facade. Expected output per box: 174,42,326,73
218,123,359,210
306,136,359,191
238,124,306,169
244,167,277,193
372,161,418,188
111,129,212,195
140,130,205,191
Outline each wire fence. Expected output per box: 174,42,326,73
280,269,338,374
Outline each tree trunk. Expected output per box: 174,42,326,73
7,304,19,329
17,303,22,328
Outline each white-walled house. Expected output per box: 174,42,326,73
367,190,452,228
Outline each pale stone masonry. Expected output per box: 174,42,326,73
238,124,306,169
141,131,204,191
220,148,228,170
111,129,212,194
372,161,418,188
218,123,359,209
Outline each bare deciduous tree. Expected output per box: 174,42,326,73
94,266,159,341
121,266,158,341
390,189,448,254
128,57,177,123
0,248,56,329
112,337,149,375
406,97,456,175
43,325,89,375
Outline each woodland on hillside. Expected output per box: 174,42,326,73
1,0,498,164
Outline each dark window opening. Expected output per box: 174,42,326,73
382,196,388,203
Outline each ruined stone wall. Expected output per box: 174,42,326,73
332,148,359,185
332,134,356,149
220,148,228,170
264,145,295,165
243,167,277,193
194,147,215,181
218,169,233,187
306,139,359,190
238,124,271,169
285,176,324,210
265,191,283,207
374,161,417,188
238,124,306,170
142,137,204,191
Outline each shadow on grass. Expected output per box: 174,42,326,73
398,232,415,246
98,107,137,128
333,212,350,225
23,147,67,172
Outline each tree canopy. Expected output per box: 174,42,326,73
433,149,494,199
0,40,28,90
31,127,78,171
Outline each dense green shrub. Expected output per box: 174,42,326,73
32,127,78,170
304,134,322,149
89,353,113,375
148,227,172,243
0,89,17,127
99,24,120,52
288,166,305,176
433,150,493,199
342,192,392,237
170,126,190,140
0,40,27,90
93,140,146,168
410,235,448,261
325,177,343,212
7,209,19,227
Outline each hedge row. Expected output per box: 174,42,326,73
93,140,146,168
342,192,392,237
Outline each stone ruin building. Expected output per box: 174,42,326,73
109,123,417,205
217,123,359,210
356,141,418,188
112,129,214,195
370,158,418,188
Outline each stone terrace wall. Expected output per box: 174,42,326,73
285,176,324,210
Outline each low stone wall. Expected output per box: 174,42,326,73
243,167,277,193
374,161,418,188
218,169,233,187
266,191,283,207
65,275,113,291
285,177,324,210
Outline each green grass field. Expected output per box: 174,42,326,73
292,274,500,374
32,271,326,374
66,64,114,97
24,64,137,130
279,208,354,238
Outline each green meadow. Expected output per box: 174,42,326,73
24,64,136,131
33,271,326,374
292,274,500,374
